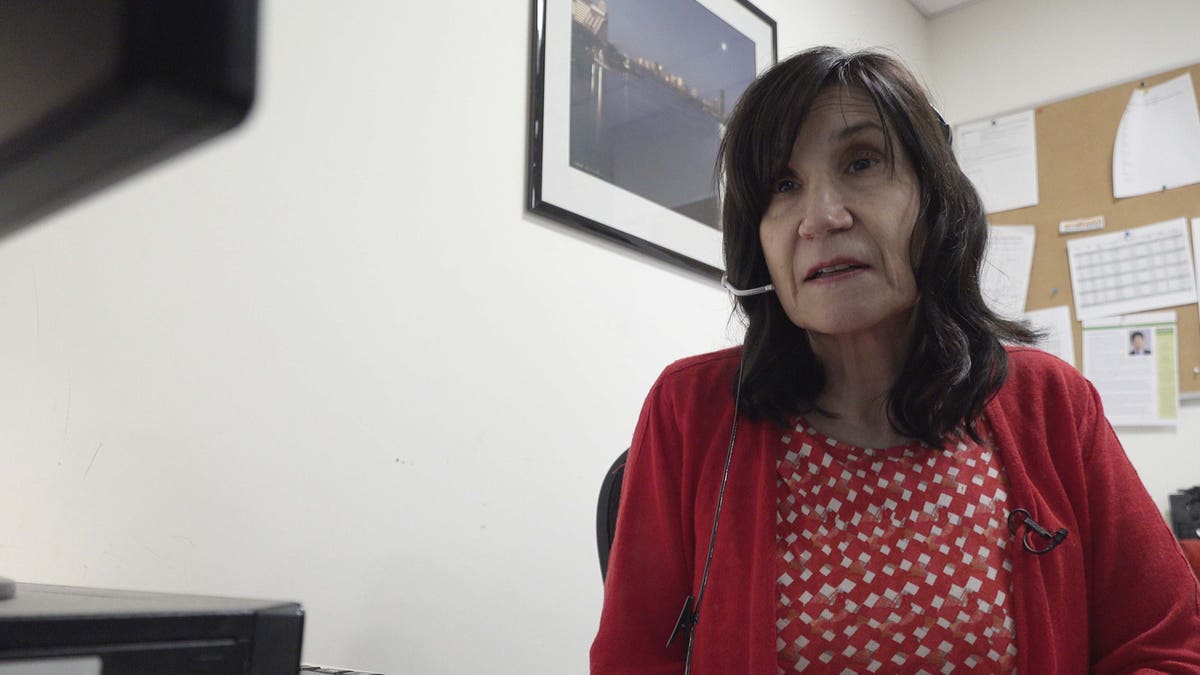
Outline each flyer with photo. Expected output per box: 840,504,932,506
1081,311,1178,427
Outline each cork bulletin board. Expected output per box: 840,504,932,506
984,63,1200,396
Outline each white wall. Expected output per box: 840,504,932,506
926,0,1200,514
6,1,1194,671
0,1,927,672
928,0,1200,123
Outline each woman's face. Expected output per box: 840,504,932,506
759,85,921,340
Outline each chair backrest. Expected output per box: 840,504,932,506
596,449,629,581
1169,489,1200,540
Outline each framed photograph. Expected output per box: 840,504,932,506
527,0,777,279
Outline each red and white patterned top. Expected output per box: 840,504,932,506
775,417,1017,673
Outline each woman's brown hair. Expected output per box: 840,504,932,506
719,46,1039,445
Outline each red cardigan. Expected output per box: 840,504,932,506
591,347,1200,673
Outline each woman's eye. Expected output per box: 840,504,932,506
848,156,879,173
774,178,798,193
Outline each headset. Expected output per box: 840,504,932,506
720,274,773,298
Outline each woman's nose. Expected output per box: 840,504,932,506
796,179,853,239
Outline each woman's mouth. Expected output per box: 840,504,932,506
805,261,867,281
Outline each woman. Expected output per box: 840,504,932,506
591,47,1200,673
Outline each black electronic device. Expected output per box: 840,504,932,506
0,583,302,674
0,3,294,671
0,0,258,240
1169,488,1200,540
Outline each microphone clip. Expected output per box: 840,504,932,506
1007,508,1068,554
665,595,695,649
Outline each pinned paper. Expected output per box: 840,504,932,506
1113,73,1200,199
1082,311,1178,427
1024,305,1076,366
980,225,1036,320
956,110,1039,214
1058,215,1105,235
1066,217,1197,321
1193,218,1200,328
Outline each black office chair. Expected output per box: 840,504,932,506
596,449,629,581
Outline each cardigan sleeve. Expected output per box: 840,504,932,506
590,372,693,673
1078,378,1200,673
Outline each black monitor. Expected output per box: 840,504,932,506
0,0,258,240
0,3,295,671
0,583,302,674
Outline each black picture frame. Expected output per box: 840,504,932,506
527,0,777,280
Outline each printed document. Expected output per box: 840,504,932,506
956,110,1039,214
1066,217,1197,321
1194,218,1200,327
1113,73,1200,198
1082,311,1178,427
980,225,1036,320
1024,305,1076,366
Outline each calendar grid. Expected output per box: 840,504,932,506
1066,218,1198,321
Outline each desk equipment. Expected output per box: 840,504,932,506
0,583,302,674
300,665,385,674
0,0,258,240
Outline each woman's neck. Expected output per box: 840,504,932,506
805,319,915,448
